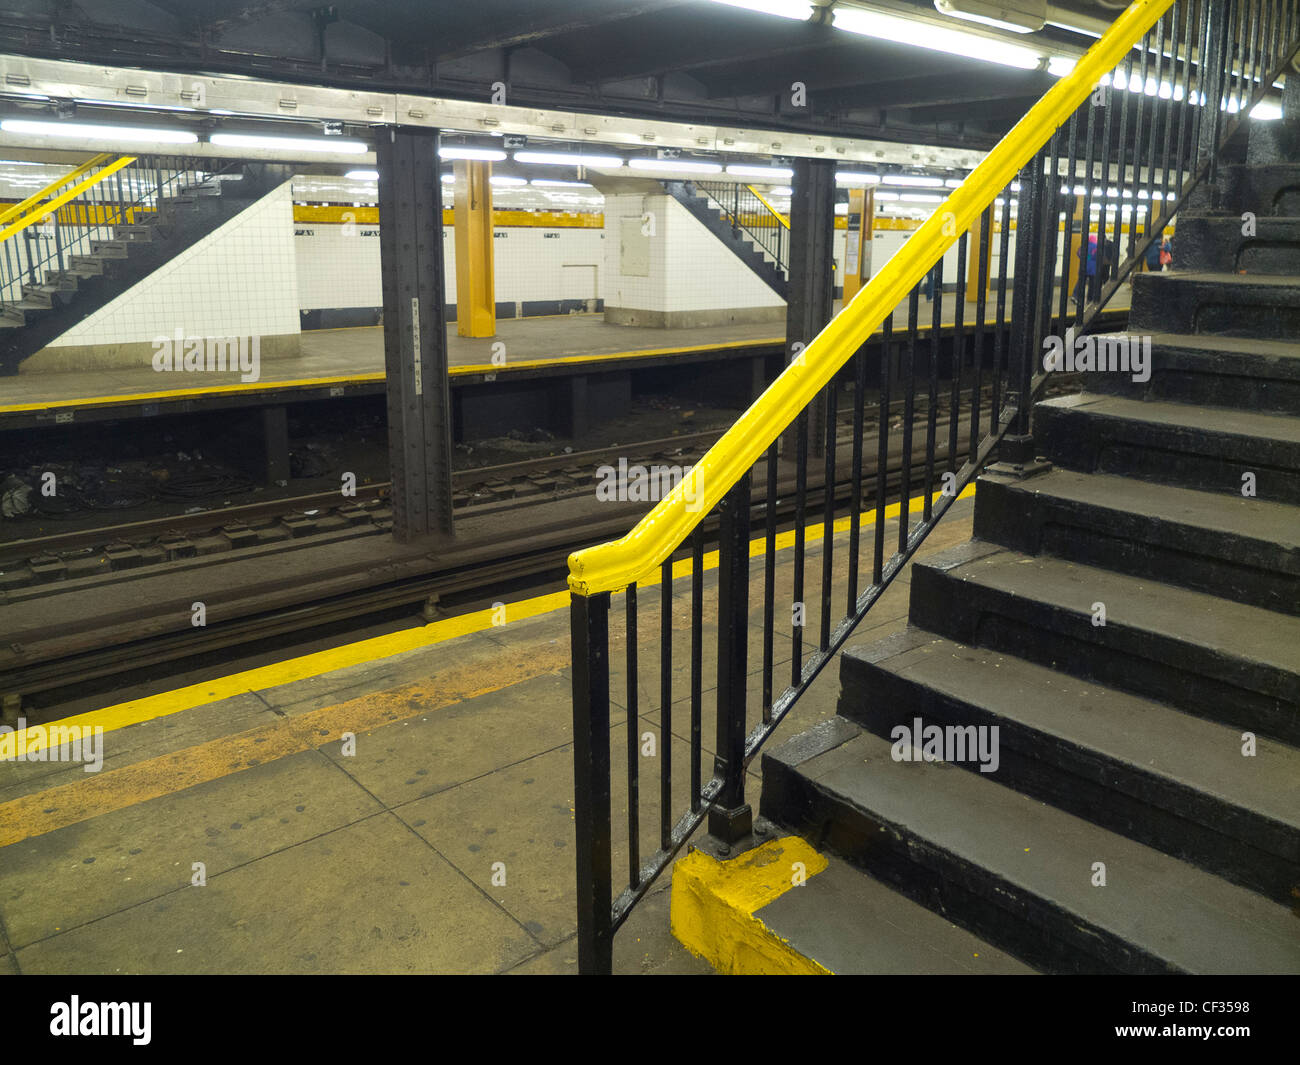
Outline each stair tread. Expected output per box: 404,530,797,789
1093,331,1300,366
789,728,1300,973
854,629,1300,836
755,850,1037,974
1036,392,1300,444
1159,271,1300,288
997,468,1300,554
924,544,1300,679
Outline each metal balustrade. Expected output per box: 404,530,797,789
568,0,1300,974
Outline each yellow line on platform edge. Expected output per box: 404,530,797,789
0,339,783,415
8,482,974,756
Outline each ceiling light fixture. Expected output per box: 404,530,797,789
513,150,624,167
439,147,508,161
628,158,723,173
1,118,198,144
933,0,1045,34
211,132,366,153
831,5,1044,69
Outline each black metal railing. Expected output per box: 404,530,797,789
0,155,226,305
570,0,1300,974
696,179,789,276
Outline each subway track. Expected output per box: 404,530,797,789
0,384,1022,719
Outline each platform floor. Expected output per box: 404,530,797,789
0,285,1129,414
0,489,977,975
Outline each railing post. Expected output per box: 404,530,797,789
570,590,613,975
1000,154,1046,465
709,472,754,848
1192,0,1234,198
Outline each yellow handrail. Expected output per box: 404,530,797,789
747,184,790,230
0,154,137,244
567,0,1176,596
0,153,115,228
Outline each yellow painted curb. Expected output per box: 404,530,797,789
670,836,832,975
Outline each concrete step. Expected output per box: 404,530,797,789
838,630,1300,904
112,224,154,242
87,239,130,258
1033,393,1300,502
738,844,1037,974
67,255,105,275
1079,331,1300,413
1175,212,1300,274
908,542,1300,743
1219,162,1300,216
760,720,1300,973
18,284,66,309
1130,271,1300,339
972,468,1300,614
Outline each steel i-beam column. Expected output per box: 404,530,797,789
454,159,496,338
377,126,455,541
783,158,837,457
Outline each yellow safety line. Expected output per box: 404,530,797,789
0,640,572,850
565,0,1177,596
5,483,974,756
0,155,137,244
0,152,114,228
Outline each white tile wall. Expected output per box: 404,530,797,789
295,223,605,310
51,180,301,346
603,192,787,314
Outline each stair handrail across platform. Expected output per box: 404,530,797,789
568,0,1300,974
0,152,116,229
0,154,218,305
695,179,791,276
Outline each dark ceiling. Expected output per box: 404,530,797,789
0,0,1117,150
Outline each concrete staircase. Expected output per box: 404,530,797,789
660,179,790,299
0,162,293,376
758,142,1300,973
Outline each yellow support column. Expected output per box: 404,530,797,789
454,159,496,337
842,187,874,303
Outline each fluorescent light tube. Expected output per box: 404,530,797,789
832,7,1043,69
628,158,723,173
725,164,795,179
439,147,507,161
513,150,624,167
1,119,198,144
211,132,366,153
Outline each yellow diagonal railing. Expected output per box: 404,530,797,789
0,154,137,244
747,183,790,230
567,0,1178,597
0,152,114,228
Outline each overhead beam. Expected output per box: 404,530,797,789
0,54,991,169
